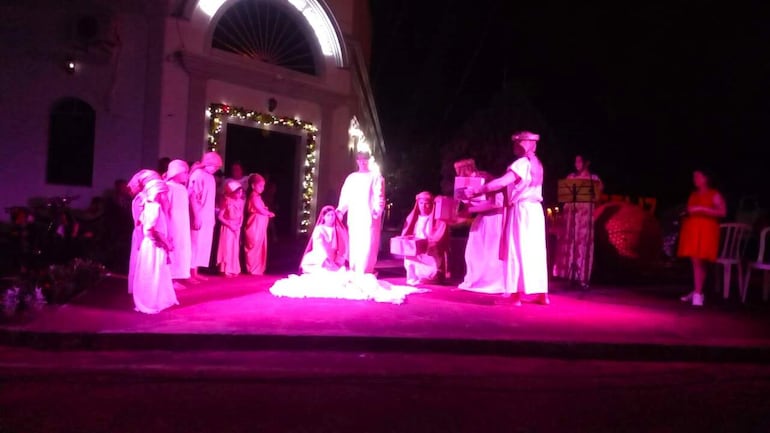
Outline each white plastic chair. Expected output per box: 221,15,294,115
740,227,770,303
714,223,752,299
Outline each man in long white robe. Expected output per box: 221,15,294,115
465,131,549,305
164,159,192,289
336,151,385,274
188,151,222,281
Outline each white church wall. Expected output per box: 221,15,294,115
0,2,155,212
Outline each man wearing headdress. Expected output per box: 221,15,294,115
400,191,449,286
336,151,385,274
188,151,222,281
465,131,549,305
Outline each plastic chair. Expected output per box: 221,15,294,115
740,227,770,303
715,223,753,299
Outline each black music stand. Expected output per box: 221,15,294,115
557,178,600,289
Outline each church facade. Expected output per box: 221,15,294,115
0,0,382,234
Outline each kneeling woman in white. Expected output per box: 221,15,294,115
300,205,349,273
133,179,179,314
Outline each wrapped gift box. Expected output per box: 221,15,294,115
454,176,486,201
390,235,428,256
434,196,460,221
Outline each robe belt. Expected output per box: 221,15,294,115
508,198,543,205
479,208,504,217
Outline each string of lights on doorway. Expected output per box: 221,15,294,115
206,103,318,233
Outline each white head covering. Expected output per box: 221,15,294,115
164,159,189,181
415,191,433,203
201,151,223,169
127,169,160,195
511,131,540,142
144,179,169,202
225,179,243,194
512,131,540,153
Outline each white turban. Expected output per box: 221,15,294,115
164,159,189,180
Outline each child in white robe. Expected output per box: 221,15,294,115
132,179,178,314
244,174,274,275
216,180,244,277
126,169,161,295
163,159,192,289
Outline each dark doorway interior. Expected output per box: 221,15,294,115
224,123,301,238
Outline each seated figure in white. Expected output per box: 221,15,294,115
299,205,349,274
401,191,449,286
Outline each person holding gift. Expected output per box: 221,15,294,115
454,159,505,294
400,191,449,286
464,131,549,305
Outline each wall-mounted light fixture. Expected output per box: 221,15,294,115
65,59,76,74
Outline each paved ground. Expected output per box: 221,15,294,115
1,349,770,433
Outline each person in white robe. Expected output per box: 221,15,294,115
244,173,274,275
126,169,161,294
454,162,505,294
132,179,178,314
163,160,192,289
300,205,349,274
400,191,449,286
336,151,385,274
187,151,222,281
465,131,549,306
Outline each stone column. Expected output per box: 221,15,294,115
184,72,208,162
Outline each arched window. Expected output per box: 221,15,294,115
212,0,318,76
46,98,95,186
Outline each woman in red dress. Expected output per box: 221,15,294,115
677,170,726,306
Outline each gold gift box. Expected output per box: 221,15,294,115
454,176,486,202
434,196,461,221
390,235,428,256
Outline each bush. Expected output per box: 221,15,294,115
1,258,107,317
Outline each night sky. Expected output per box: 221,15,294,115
369,1,768,212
